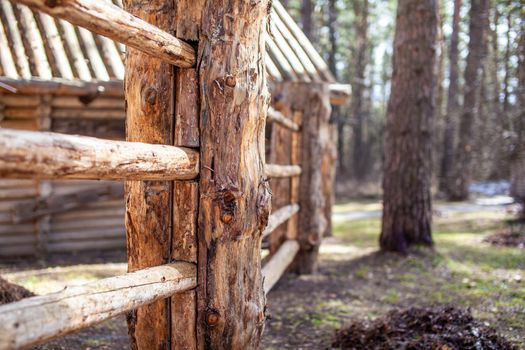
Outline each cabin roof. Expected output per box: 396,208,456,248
0,0,335,85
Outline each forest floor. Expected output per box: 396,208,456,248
1,200,524,349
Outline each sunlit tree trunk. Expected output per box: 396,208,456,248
380,0,438,252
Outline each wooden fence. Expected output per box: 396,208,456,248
0,0,328,349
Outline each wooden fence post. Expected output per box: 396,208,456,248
289,82,331,274
123,0,175,348
196,0,271,348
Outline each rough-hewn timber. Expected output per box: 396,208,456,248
0,263,196,350
123,0,176,347
11,0,196,68
0,129,199,180
288,82,331,274
197,0,270,348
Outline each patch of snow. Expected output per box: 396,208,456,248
469,180,511,196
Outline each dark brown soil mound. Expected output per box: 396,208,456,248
0,276,34,305
333,305,517,350
485,221,525,248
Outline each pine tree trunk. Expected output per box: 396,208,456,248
439,0,462,194
380,0,438,253
351,0,369,181
301,0,314,42
440,0,462,196
450,0,489,200
511,10,525,219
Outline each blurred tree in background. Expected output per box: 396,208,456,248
281,0,524,200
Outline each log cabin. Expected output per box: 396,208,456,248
0,0,350,260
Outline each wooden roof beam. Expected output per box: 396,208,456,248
11,0,196,68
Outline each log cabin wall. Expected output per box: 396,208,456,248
0,0,348,264
0,89,126,258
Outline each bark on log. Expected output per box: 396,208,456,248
196,1,271,348
262,204,300,239
0,129,199,180
12,0,196,68
261,240,299,294
170,24,201,345
0,262,197,350
123,0,176,347
265,164,302,178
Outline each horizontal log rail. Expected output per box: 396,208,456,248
262,204,300,239
0,129,199,180
261,240,300,294
0,262,196,350
267,107,300,131
12,0,196,68
265,164,302,178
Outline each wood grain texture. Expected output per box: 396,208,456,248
197,1,271,348
12,0,196,68
0,262,196,350
123,0,176,348
0,129,199,180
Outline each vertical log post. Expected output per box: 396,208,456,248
197,0,271,348
268,99,293,254
123,0,175,348
36,95,52,259
289,82,331,274
171,2,201,348
287,111,303,241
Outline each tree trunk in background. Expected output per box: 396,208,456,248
439,0,461,196
351,0,369,181
511,9,525,218
380,0,437,253
328,0,344,177
434,3,446,178
450,0,489,200
488,6,505,178
301,0,314,42
502,1,512,114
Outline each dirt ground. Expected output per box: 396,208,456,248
1,201,523,349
